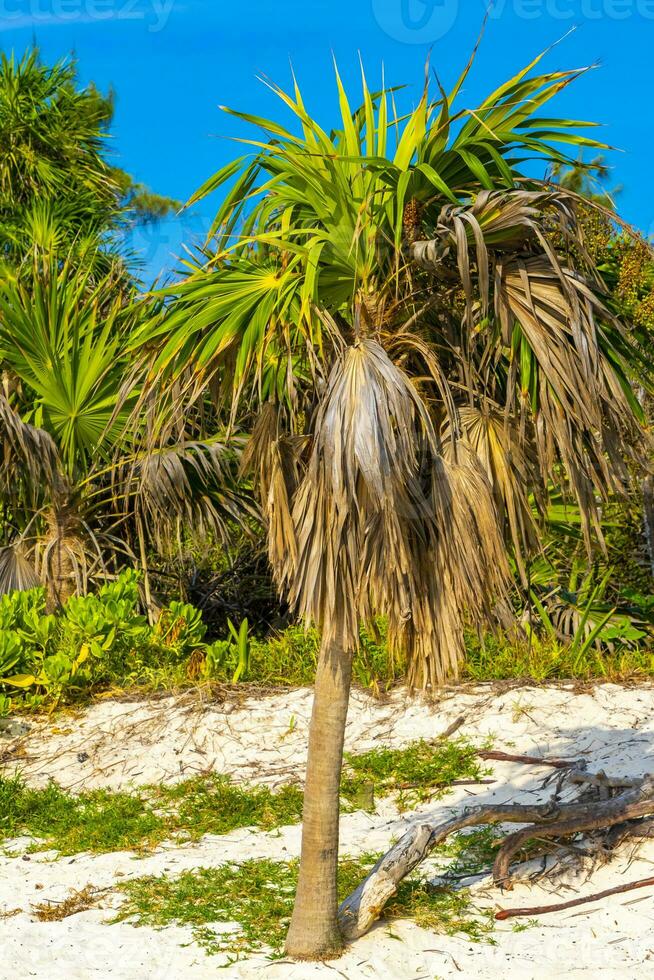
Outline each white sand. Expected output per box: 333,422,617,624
2,682,654,979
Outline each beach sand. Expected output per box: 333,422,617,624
2,682,654,979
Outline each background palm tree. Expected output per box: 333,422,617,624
0,49,252,611
0,49,179,281
132,46,651,958
0,251,250,611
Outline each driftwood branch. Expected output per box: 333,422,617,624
477,750,582,769
496,874,654,919
338,770,654,941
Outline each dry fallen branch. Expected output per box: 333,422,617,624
435,716,466,741
496,874,654,920
477,750,581,769
338,769,654,940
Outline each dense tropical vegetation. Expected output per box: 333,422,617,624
0,43,653,961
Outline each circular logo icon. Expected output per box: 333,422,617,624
372,0,460,44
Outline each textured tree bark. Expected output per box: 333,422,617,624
44,502,79,612
643,474,654,576
285,635,353,960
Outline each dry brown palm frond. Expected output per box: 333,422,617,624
240,405,308,573
271,339,509,688
117,439,254,556
413,189,591,272
408,445,511,687
0,394,60,495
442,403,543,583
239,403,282,500
412,189,649,552
0,541,39,594
382,329,460,437
494,253,641,548
494,256,605,412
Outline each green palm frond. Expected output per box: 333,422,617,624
136,45,650,685
0,258,136,479
137,48,609,385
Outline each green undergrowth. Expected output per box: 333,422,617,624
0,737,485,855
246,621,402,690
463,630,654,683
342,737,490,811
4,566,653,723
115,848,496,960
0,574,400,717
0,774,304,855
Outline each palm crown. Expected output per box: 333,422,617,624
142,48,650,689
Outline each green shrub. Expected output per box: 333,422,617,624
0,571,221,710
1,560,652,717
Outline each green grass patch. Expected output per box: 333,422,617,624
115,859,298,959
0,775,162,854
342,737,490,811
0,773,304,855
240,621,402,691
1,737,484,855
155,777,304,838
115,851,495,960
463,631,654,683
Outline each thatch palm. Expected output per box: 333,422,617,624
141,47,651,958
0,254,249,607
0,49,178,277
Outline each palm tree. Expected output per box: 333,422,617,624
551,152,620,208
0,253,249,609
0,49,179,277
140,46,651,958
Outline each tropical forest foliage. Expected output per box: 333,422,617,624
0,43,652,721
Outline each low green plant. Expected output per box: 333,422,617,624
0,573,402,713
115,852,494,959
341,738,489,811
0,571,237,709
0,773,304,855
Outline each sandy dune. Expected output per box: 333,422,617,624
2,682,654,979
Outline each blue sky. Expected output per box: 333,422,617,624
2,0,652,283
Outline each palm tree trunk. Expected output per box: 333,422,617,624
44,502,79,612
285,634,353,960
644,474,654,577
